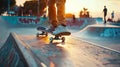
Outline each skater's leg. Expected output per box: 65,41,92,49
56,0,66,26
52,0,69,35
104,13,107,24
48,0,69,35
104,16,106,24
48,0,59,28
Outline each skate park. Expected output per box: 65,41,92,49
0,16,120,67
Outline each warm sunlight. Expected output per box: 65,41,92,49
16,0,120,20
65,0,101,13
16,0,30,6
65,0,120,19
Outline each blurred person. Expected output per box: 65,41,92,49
103,6,107,24
111,11,114,21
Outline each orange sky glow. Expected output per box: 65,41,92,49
17,0,120,20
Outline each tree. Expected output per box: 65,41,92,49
23,1,38,16
0,0,16,15
23,0,47,16
79,8,90,18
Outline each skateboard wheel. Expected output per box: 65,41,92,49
50,37,53,43
61,37,65,42
36,33,39,37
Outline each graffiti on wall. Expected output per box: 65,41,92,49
18,17,40,24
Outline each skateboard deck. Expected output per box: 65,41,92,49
36,26,71,43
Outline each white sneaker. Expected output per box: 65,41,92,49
46,25,55,32
53,25,69,35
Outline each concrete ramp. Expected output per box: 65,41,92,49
66,18,96,32
73,24,120,51
77,24,120,38
0,33,39,67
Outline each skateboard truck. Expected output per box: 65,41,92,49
36,31,48,37
37,32,65,43
50,35,65,43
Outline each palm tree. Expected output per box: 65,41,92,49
79,7,90,18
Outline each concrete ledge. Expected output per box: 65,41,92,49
78,38,120,55
11,33,38,67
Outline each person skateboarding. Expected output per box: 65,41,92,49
103,6,107,24
37,0,70,41
45,0,68,35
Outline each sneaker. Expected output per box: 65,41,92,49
46,26,55,32
52,25,69,35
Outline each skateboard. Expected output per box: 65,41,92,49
36,26,71,43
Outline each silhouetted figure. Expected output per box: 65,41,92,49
111,11,114,21
103,6,107,24
72,14,76,23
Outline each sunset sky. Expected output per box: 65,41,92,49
16,0,120,20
